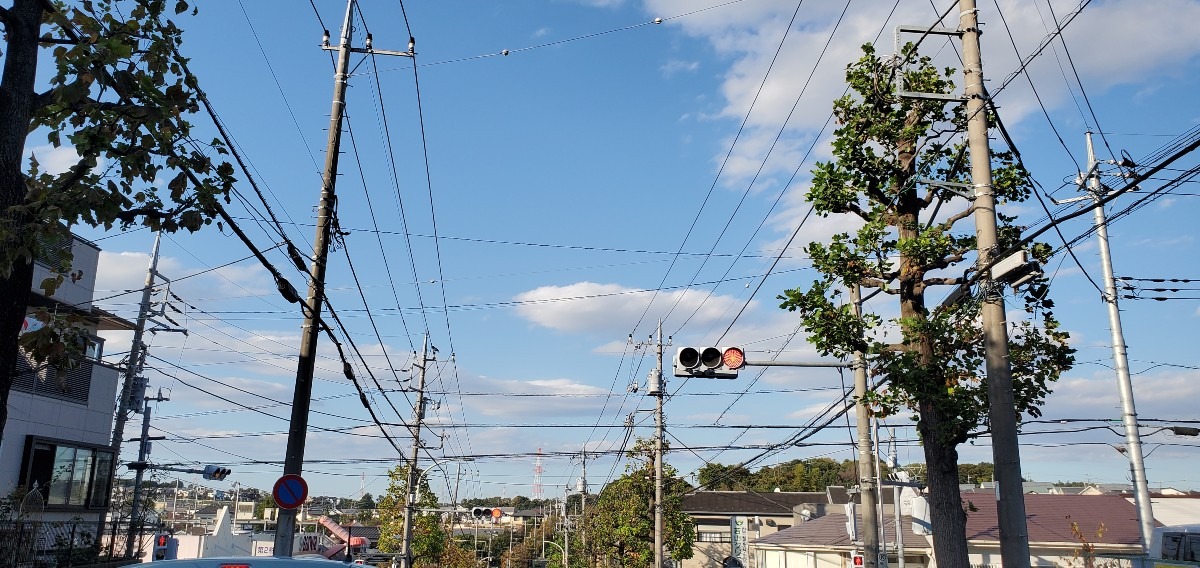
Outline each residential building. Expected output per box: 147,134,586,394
0,233,132,550
752,493,1143,568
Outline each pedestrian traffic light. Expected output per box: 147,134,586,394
672,346,745,378
851,553,865,567
202,465,231,480
152,532,177,561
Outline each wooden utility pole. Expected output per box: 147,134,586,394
961,1,1031,565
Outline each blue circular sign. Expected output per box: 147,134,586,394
273,474,308,510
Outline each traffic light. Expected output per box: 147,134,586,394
851,553,865,567
672,346,745,378
472,507,486,518
202,465,231,480
152,532,177,561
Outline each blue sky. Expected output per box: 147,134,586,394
43,0,1200,504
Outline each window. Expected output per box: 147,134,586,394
19,436,113,510
697,531,731,543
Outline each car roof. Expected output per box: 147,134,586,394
150,557,345,567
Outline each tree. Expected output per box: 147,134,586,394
0,0,236,449
777,44,1074,565
376,464,447,566
578,438,694,568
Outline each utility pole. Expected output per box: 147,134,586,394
652,322,665,568
1081,131,1154,551
111,232,159,455
125,388,168,557
401,335,433,568
850,284,881,568
962,2,1030,565
274,0,413,556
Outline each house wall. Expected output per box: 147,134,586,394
1,235,116,526
683,515,792,568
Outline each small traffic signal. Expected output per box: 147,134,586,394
472,507,486,518
202,465,231,480
851,553,865,567
152,532,177,561
672,346,745,378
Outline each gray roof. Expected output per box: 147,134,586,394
753,512,927,550
682,491,826,515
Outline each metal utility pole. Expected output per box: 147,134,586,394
962,2,1030,565
1082,131,1154,550
850,284,881,568
401,335,433,568
653,321,665,568
274,0,353,555
125,388,168,556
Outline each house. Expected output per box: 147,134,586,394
752,493,1143,568
0,233,133,552
681,490,829,568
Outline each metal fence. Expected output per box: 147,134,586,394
0,519,122,568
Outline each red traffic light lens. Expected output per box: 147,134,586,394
722,347,745,370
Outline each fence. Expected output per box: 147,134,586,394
0,519,123,568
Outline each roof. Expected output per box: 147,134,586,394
682,491,826,515
754,494,1143,549
962,494,1141,545
753,513,927,550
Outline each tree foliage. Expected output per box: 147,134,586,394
0,0,235,448
375,464,447,566
698,458,860,492
777,44,1074,565
577,438,694,568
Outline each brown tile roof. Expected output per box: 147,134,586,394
754,494,1141,549
962,493,1141,545
682,491,826,515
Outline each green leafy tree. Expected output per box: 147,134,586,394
376,465,447,566
777,44,1074,565
0,0,235,449
578,438,694,568
696,462,752,491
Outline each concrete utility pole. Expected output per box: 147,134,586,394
961,2,1031,565
125,388,168,556
850,285,881,568
1082,131,1154,551
111,232,160,455
400,335,433,568
653,321,665,568
274,0,412,555
273,0,354,555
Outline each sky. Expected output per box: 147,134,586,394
35,0,1200,506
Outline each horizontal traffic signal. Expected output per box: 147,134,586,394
672,346,745,378
202,465,231,480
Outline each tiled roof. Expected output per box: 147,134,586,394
753,513,927,550
682,491,826,515
962,494,1141,544
754,494,1141,549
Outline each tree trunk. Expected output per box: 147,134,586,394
0,0,47,449
918,400,970,566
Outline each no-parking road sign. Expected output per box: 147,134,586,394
273,474,309,510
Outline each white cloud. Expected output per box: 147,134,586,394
660,59,699,76
25,143,85,176
513,281,752,334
